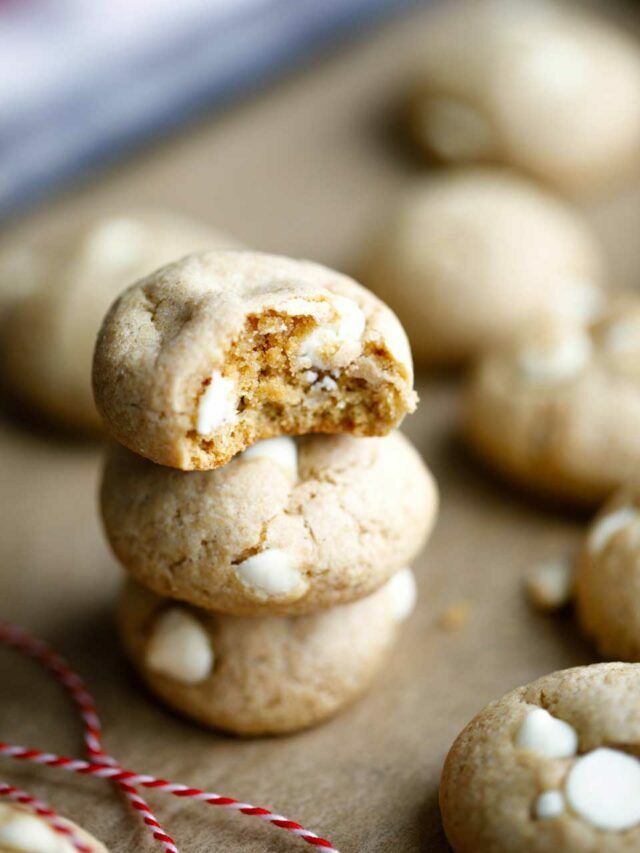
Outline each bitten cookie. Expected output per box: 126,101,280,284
574,489,640,660
92,251,416,470
358,169,603,366
101,431,437,615
441,663,640,852
408,0,640,194
119,571,416,735
1,209,238,431
463,295,640,506
0,802,107,853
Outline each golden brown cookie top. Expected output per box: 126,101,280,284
93,250,416,469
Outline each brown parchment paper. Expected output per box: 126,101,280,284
1,3,639,851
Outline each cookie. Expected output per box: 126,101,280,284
1,209,238,431
408,0,640,194
119,571,415,735
440,663,640,852
574,489,640,660
358,169,604,366
92,251,416,470
0,802,107,853
463,294,640,505
101,431,437,615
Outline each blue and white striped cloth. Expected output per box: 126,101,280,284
0,0,415,219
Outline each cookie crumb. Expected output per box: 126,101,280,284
438,601,471,631
525,559,573,610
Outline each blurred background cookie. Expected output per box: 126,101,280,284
101,432,437,615
119,574,414,736
407,0,640,195
358,168,604,367
441,663,640,851
0,209,240,432
463,294,640,506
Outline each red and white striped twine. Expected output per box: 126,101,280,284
0,621,339,853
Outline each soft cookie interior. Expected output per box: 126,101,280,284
189,301,414,469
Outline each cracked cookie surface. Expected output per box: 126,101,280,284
101,431,437,615
119,575,411,735
463,295,640,506
1,209,237,432
441,663,640,852
92,251,416,470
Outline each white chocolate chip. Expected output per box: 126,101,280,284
565,748,640,831
385,568,417,622
235,549,303,596
146,609,213,684
535,790,565,820
196,371,237,435
297,296,365,371
302,370,319,384
420,97,495,160
602,319,640,355
519,36,589,98
588,506,638,554
314,376,338,393
240,437,298,482
525,559,573,610
83,217,150,272
516,708,578,759
0,806,74,853
517,332,592,382
554,279,604,325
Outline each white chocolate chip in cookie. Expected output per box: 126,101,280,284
519,35,589,98
588,506,638,554
313,376,338,393
0,802,99,853
386,568,417,622
515,708,578,758
554,279,604,324
602,318,640,355
235,549,304,597
517,331,592,383
525,559,573,610
297,296,365,371
146,608,213,684
196,371,237,435
240,437,298,482
565,748,640,831
0,810,65,852
419,97,496,161
534,790,565,820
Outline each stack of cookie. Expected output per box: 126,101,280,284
93,250,438,735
